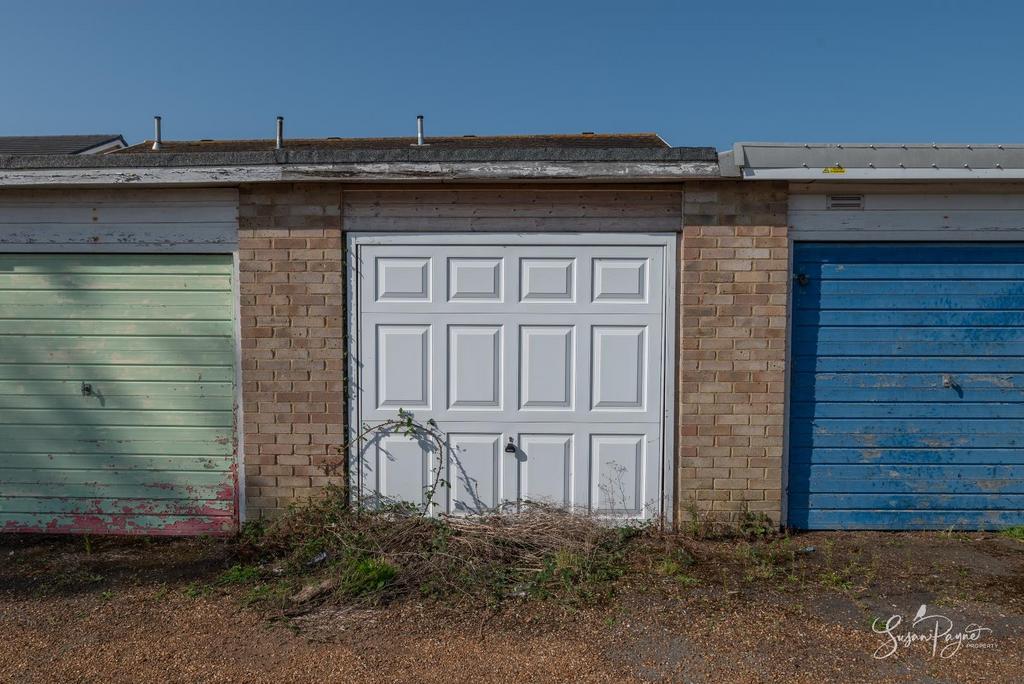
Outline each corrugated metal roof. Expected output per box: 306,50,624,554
118,132,673,154
0,134,126,155
724,142,1024,180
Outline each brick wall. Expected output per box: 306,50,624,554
677,181,789,524
238,183,345,519
232,179,791,526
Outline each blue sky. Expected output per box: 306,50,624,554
1,1,1020,149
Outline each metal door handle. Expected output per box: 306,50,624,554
81,382,93,396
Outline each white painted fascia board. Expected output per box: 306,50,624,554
0,161,720,188
742,167,1024,181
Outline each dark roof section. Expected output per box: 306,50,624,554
119,133,673,154
0,133,716,170
0,134,126,155
0,145,718,170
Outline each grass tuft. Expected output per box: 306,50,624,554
655,547,697,583
338,557,398,598
217,564,261,585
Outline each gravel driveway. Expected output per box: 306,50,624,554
1,531,1021,683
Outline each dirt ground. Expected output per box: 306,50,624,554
1,530,1022,683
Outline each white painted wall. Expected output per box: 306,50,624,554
790,193,1024,241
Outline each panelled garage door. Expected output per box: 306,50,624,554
789,243,1024,530
350,235,673,519
0,254,238,535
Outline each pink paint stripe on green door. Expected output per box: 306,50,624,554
0,253,237,535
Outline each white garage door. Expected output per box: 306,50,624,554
349,234,675,519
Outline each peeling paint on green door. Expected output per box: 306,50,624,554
0,254,237,535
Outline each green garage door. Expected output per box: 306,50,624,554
0,254,237,535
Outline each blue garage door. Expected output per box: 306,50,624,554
789,242,1024,530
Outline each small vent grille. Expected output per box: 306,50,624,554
827,194,864,210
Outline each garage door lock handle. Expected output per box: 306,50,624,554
504,437,517,454
81,382,94,397
942,374,960,390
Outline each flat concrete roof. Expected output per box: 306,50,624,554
0,132,719,186
0,145,717,171
118,132,677,153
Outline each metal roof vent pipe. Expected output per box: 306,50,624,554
276,116,284,150
415,114,427,146
151,116,162,151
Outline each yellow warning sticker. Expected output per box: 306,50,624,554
822,166,846,174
